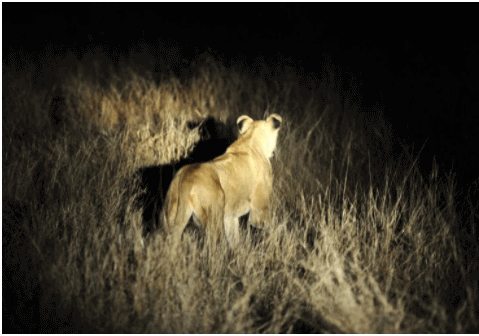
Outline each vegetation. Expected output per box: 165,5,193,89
3,43,478,333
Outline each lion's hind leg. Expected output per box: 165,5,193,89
189,185,225,247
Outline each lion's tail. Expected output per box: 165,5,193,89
174,182,192,228
168,173,193,242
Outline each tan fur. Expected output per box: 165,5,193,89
162,114,282,248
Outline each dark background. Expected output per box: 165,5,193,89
3,3,479,195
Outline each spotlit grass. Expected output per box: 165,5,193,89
3,45,478,333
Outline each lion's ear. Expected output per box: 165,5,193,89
237,115,253,135
268,114,282,129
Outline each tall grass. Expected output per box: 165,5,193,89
3,45,478,333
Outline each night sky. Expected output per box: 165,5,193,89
3,3,479,194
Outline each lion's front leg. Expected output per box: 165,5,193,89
250,182,271,228
224,215,240,247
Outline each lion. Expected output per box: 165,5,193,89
162,114,282,248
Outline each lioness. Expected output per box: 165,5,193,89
162,114,282,248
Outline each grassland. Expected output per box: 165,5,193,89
3,44,478,333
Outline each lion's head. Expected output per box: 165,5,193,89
236,114,282,159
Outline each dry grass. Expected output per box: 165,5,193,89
3,45,478,333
